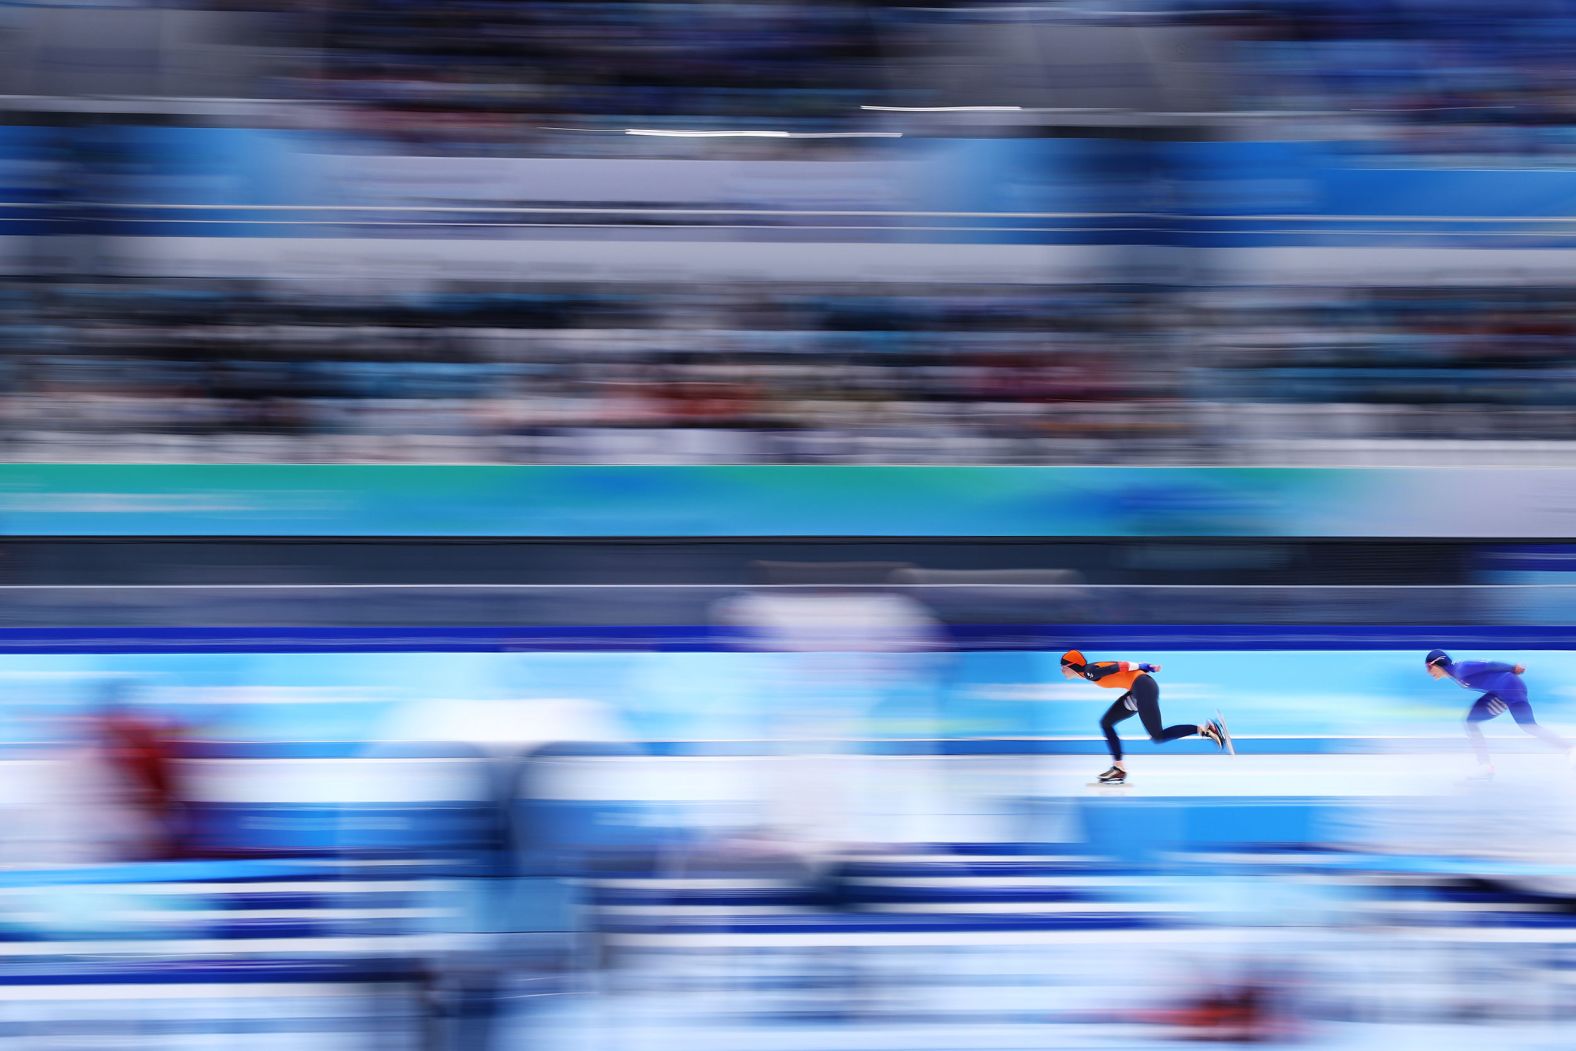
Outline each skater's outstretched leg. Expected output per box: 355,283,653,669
1508,698,1572,754
1130,675,1199,744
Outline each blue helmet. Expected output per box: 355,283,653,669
1426,650,1451,668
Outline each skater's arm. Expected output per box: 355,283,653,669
1085,660,1160,681
1460,660,1518,677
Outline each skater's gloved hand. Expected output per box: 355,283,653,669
1139,663,1160,673
1514,664,1526,675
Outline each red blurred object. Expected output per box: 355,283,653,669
92,707,188,860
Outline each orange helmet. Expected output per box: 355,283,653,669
1060,649,1086,670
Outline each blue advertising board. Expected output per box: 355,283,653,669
0,464,1567,537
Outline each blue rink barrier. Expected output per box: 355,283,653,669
0,858,327,889
1066,796,1329,865
190,802,492,855
188,799,693,856
184,793,1333,860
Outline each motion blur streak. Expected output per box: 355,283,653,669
4,0,1576,1048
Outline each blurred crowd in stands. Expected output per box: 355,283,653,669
4,279,1573,465
4,0,1576,464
